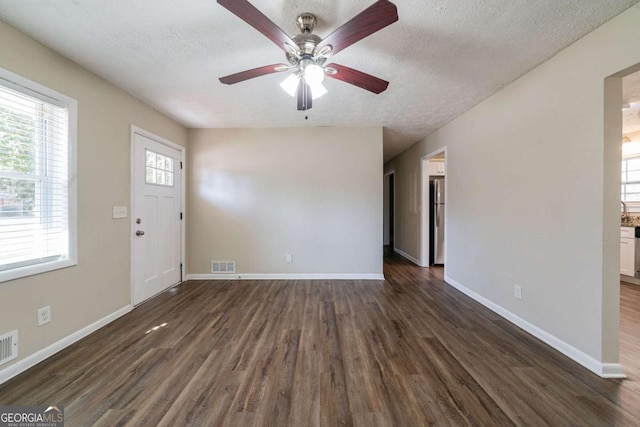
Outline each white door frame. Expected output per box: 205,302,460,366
420,147,447,268
130,126,186,306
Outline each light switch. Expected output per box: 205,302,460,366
112,206,127,219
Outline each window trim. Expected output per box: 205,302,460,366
0,67,77,283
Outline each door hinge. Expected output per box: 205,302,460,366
180,263,183,271
180,212,183,220
180,161,183,170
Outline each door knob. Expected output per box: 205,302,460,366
136,230,145,236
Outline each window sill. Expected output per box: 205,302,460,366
0,257,77,284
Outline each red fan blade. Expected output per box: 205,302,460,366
325,63,389,94
296,79,312,111
317,0,398,57
218,0,295,52
219,64,289,85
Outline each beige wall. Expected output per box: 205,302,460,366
0,21,187,372
385,4,640,369
188,127,383,276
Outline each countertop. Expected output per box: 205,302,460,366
621,217,640,227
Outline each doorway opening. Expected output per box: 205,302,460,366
420,147,446,268
383,171,395,251
612,66,640,378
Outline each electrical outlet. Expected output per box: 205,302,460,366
514,285,522,300
286,254,293,263
37,306,51,326
112,206,127,219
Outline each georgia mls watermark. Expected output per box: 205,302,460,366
0,406,64,427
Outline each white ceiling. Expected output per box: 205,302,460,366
0,0,638,160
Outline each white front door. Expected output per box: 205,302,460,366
132,132,182,305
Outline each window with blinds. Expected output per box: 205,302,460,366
622,155,640,202
0,69,77,283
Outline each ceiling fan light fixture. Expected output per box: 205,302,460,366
281,73,327,100
280,73,299,97
304,64,325,86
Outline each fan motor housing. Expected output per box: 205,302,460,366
288,14,323,65
293,33,321,55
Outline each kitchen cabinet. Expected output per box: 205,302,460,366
621,227,635,276
428,160,445,176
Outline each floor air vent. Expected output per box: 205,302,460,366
0,330,18,366
211,261,236,273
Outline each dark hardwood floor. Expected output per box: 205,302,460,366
1,251,640,426
620,282,640,380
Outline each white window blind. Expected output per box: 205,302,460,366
0,70,77,283
621,155,640,202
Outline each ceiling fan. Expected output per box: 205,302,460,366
217,0,398,111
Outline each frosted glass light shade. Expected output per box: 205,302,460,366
310,82,327,99
280,74,299,97
280,72,327,100
305,64,325,86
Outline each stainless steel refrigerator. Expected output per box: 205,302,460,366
429,177,445,265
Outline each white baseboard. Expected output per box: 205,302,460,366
393,248,422,266
185,273,385,281
0,305,133,385
601,363,626,378
444,275,626,379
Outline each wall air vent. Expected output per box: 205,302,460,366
211,261,236,274
0,330,18,366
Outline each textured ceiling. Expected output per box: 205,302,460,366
0,0,638,161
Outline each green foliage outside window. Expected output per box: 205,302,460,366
0,106,36,216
